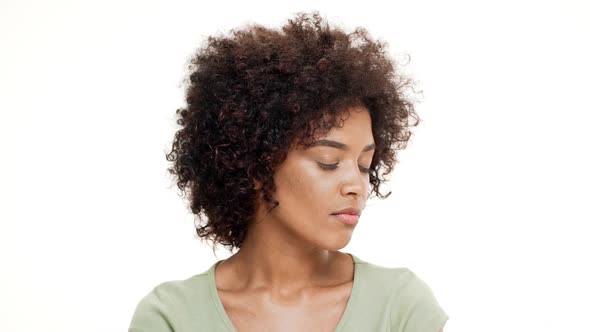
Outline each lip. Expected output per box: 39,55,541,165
331,213,359,225
332,207,360,215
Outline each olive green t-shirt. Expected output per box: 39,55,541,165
128,253,449,332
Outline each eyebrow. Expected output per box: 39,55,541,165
309,139,376,152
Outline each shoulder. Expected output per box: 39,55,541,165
355,257,417,295
388,267,448,332
354,257,448,332
128,271,211,332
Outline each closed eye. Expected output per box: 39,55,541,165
317,162,371,174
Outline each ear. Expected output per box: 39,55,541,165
253,178,263,190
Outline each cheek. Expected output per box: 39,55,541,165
294,173,336,216
276,167,334,214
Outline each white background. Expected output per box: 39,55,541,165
1,0,588,331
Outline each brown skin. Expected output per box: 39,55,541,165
214,106,373,331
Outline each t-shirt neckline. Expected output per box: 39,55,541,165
206,252,362,332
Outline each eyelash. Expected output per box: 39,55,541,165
318,162,371,174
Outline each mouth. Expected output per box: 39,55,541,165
331,213,359,225
332,207,361,215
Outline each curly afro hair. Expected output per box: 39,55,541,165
165,11,420,252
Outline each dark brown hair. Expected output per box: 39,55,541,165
165,11,419,252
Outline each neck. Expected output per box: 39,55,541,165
219,219,349,295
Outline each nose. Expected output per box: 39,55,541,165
339,162,370,201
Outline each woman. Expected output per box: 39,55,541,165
129,11,448,332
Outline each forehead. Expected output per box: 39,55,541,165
315,107,373,147
292,107,374,152
329,107,372,133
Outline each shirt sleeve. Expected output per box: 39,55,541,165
395,270,449,332
128,285,175,332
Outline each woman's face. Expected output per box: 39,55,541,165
258,105,375,250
